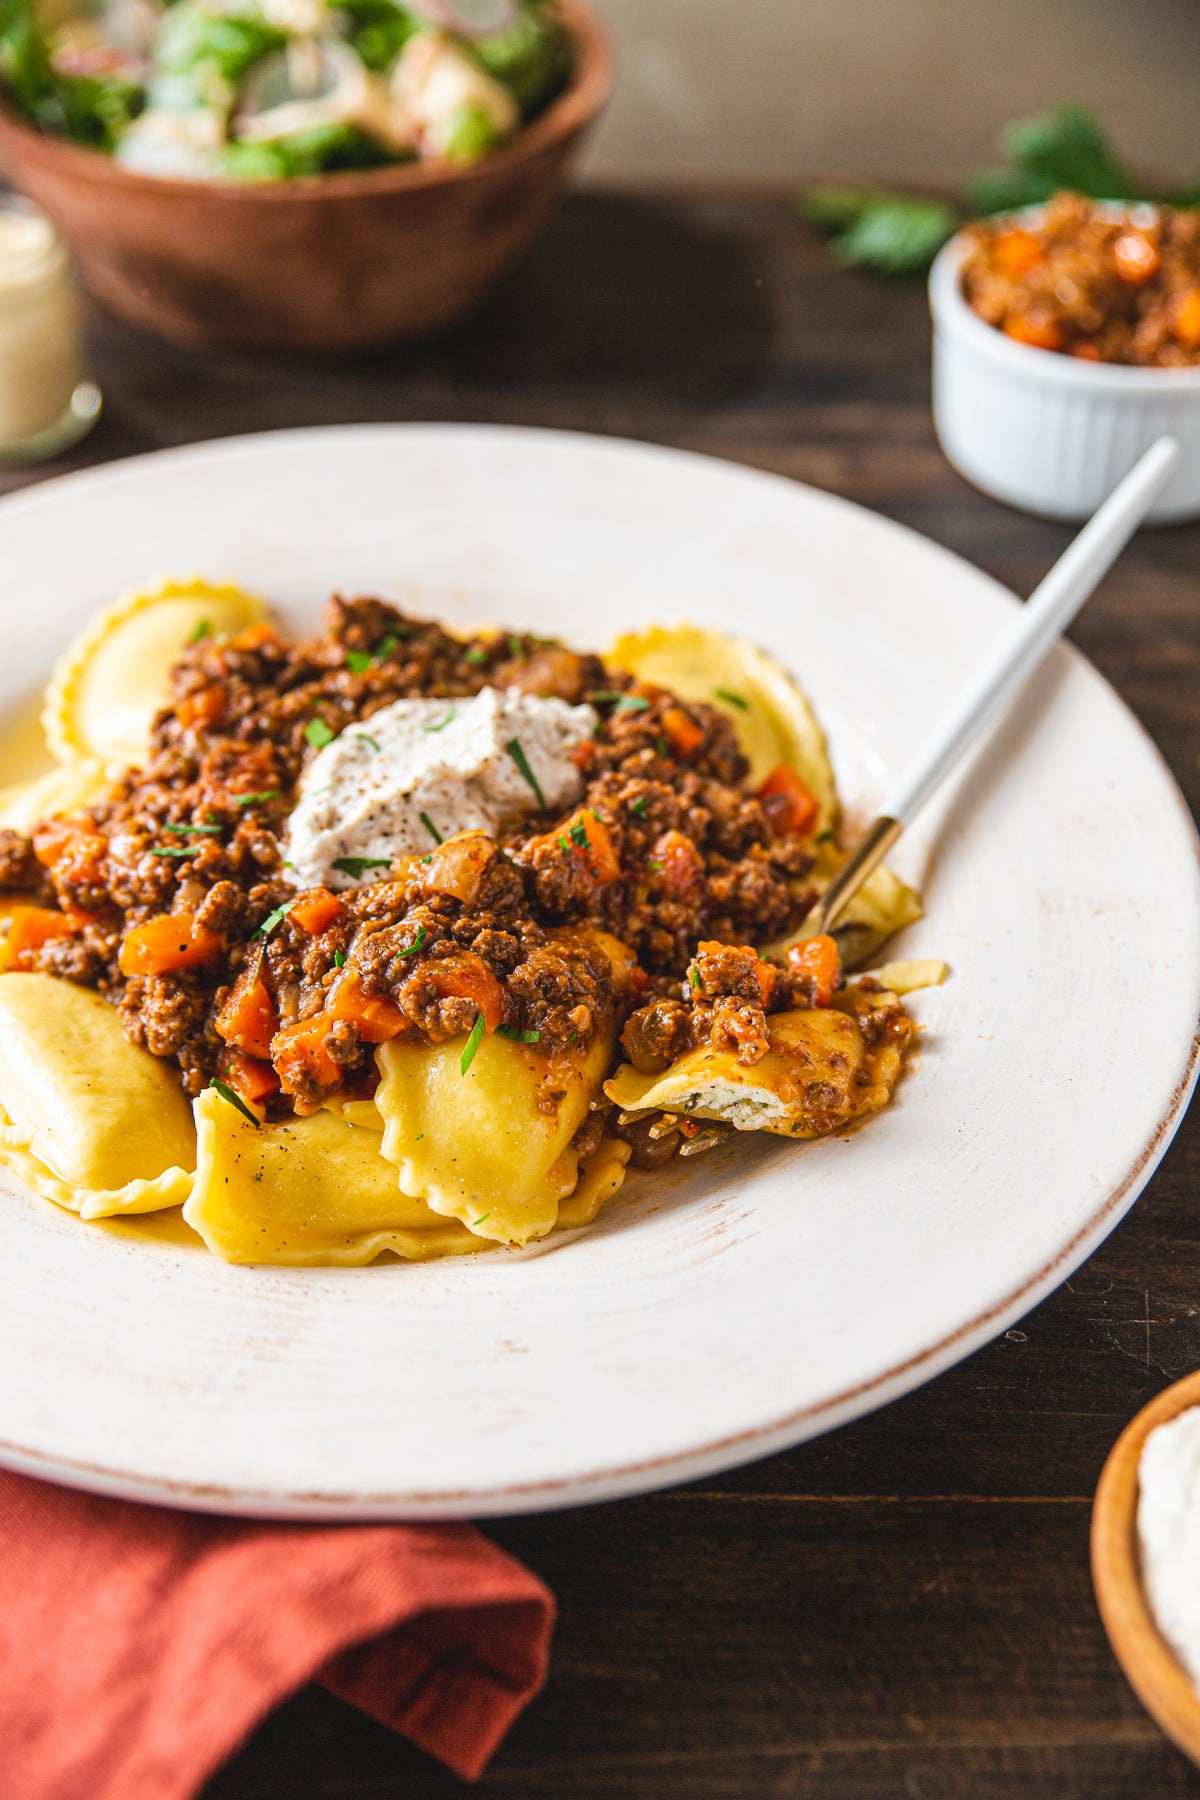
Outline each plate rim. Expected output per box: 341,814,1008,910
0,422,1197,1519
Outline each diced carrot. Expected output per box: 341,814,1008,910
223,1049,280,1105
231,622,277,649
787,935,842,1007
119,912,222,977
661,707,704,758
327,972,407,1044
754,959,777,1007
1174,289,1200,349
1004,315,1064,352
652,828,704,896
992,228,1043,278
5,905,78,963
288,889,345,936
570,742,596,771
758,764,820,837
1113,232,1160,285
419,955,506,1033
271,1015,343,1095
176,688,225,729
569,810,621,884
215,972,278,1060
31,818,106,870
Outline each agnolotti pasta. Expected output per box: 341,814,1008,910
0,974,195,1217
0,579,935,1267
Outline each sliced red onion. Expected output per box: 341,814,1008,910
405,0,519,41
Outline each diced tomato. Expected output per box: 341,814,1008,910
119,912,222,977
215,972,278,1060
787,934,842,1007
758,764,820,837
1113,232,1160,285
991,228,1044,278
1004,315,1065,352
288,889,344,936
661,707,704,758
223,1049,280,1105
652,828,704,896
4,905,78,964
1174,289,1200,349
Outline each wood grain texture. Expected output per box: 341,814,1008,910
3,189,1199,1799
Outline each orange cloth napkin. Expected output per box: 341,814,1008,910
0,1469,554,1797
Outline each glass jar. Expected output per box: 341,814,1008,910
0,195,100,463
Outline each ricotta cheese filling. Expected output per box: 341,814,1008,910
284,686,598,891
1138,1406,1200,1687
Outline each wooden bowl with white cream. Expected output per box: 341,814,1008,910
1092,1370,1200,1765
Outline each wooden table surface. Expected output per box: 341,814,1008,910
8,188,1200,1799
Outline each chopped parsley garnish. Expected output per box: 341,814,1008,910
473,1212,491,1226
460,1012,486,1076
613,694,650,713
209,1078,259,1127
420,854,433,864
352,733,381,752
331,855,392,879
557,833,571,854
714,688,748,710
424,709,457,733
647,858,663,872
815,829,835,845
233,789,280,807
507,633,526,660
464,646,488,665
254,902,292,938
505,737,545,809
419,811,444,845
496,1025,541,1043
630,796,649,817
688,965,701,990
149,846,194,858
162,822,223,836
333,950,346,968
304,718,335,750
345,650,373,674
394,924,427,958
684,1093,699,1112
377,633,402,655
569,820,589,848
656,736,669,756
188,619,212,643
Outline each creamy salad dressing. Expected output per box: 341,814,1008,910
1138,1407,1200,1686
284,686,597,890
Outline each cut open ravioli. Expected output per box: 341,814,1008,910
606,1005,906,1139
43,577,267,771
0,974,195,1217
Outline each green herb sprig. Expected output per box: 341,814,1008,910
460,1011,487,1075
209,1077,260,1128
506,737,545,809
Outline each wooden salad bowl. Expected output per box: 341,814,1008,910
0,0,612,352
1092,1369,1200,1766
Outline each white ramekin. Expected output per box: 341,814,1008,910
929,231,1200,523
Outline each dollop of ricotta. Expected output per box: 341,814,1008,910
284,686,597,891
1138,1405,1200,1687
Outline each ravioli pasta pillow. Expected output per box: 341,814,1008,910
0,974,195,1218
184,1093,485,1267
43,577,267,771
375,1023,622,1247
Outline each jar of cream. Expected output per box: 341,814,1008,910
0,196,100,462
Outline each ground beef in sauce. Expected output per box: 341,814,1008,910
961,191,1200,365
3,597,824,1118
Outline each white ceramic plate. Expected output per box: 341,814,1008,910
0,425,1196,1519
